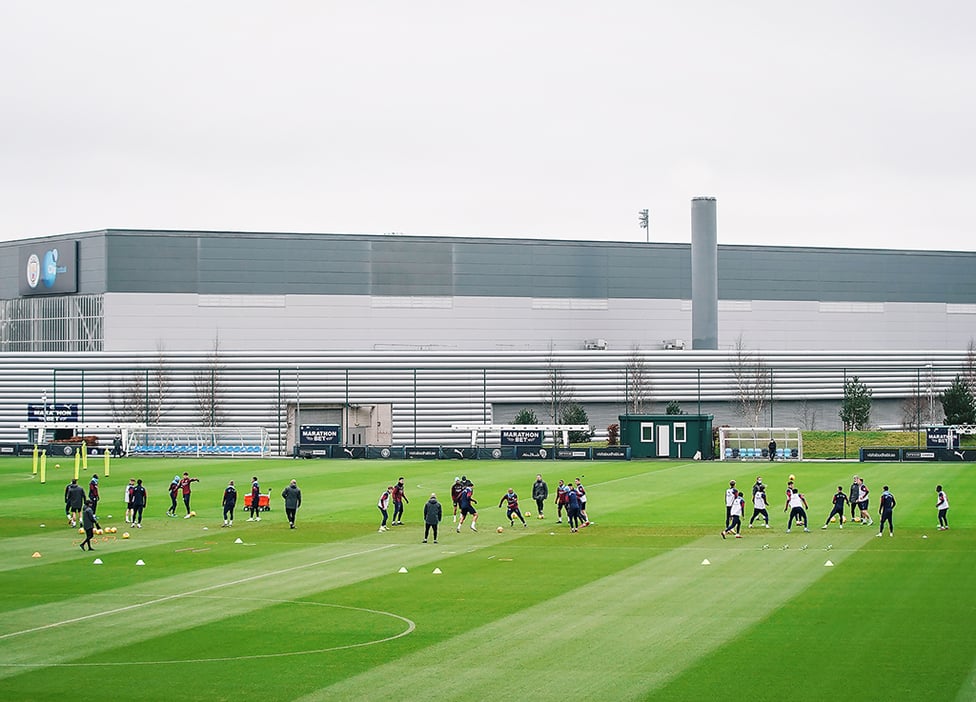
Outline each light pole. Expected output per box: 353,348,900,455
638,209,649,242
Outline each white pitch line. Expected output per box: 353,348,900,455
0,543,395,641
0,597,415,667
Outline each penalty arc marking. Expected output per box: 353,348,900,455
0,544,396,642
0,596,415,667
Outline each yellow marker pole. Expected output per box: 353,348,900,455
40,451,47,484
73,448,80,480
82,442,88,472
104,448,110,477
32,445,38,475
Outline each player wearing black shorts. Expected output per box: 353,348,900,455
822,486,848,529
456,482,478,532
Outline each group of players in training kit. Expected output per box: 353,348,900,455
721,473,951,540
377,473,592,541
65,466,952,549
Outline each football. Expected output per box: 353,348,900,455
189,511,196,517
788,474,796,481
524,511,531,517
122,532,130,539
54,463,60,469
496,526,504,533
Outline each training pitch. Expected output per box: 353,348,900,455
1,457,974,701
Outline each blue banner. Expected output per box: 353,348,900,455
926,427,960,449
27,403,79,423
501,429,543,446
300,424,341,445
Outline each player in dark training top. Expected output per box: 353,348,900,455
222,480,238,527
499,488,527,528
822,486,849,529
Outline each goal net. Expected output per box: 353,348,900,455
128,427,270,457
718,427,802,461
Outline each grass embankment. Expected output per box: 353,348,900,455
801,431,976,459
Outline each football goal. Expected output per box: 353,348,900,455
718,427,802,461
128,426,270,457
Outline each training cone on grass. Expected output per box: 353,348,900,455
234,537,244,544
824,560,834,567
398,566,408,573
135,559,145,566
31,552,41,558
432,567,442,574
701,559,711,565
93,558,103,565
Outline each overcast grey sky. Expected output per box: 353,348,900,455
1,1,973,250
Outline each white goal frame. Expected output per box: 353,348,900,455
718,427,802,461
128,426,270,457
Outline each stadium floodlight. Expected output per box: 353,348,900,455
638,209,649,241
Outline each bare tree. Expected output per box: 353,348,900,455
901,391,925,430
148,342,172,424
107,346,171,424
792,399,818,430
729,335,770,426
108,372,149,423
542,345,574,423
626,346,653,413
965,338,976,388
193,340,227,428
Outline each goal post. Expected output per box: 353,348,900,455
718,427,802,461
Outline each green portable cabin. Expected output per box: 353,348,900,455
618,414,714,459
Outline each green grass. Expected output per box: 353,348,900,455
800,430,954,458
1,457,974,701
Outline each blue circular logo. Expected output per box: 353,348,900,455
41,249,59,288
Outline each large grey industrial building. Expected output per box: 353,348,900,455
1,213,974,454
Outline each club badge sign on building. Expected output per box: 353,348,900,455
19,241,79,295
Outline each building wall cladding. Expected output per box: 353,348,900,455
0,349,968,451
4,229,974,353
2,230,975,449
99,292,975,353
5,229,976,303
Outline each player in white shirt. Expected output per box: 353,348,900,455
721,490,746,539
857,477,873,526
784,488,810,533
749,485,770,528
725,480,737,530
936,485,950,530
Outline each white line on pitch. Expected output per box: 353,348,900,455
0,543,395,641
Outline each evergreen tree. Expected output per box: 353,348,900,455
665,400,684,415
941,375,976,425
513,408,539,425
840,376,873,430
560,403,591,443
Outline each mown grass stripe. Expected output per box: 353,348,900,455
303,529,874,700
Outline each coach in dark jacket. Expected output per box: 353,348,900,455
532,474,549,519
423,493,442,543
281,480,302,529
65,479,86,527
80,501,101,551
